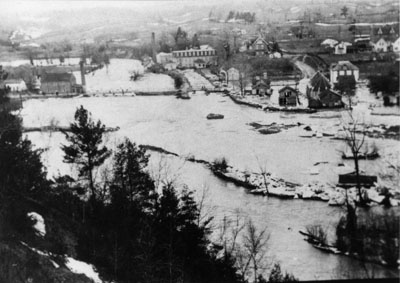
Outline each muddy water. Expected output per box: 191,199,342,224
21,94,399,280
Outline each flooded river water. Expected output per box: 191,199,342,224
21,94,399,280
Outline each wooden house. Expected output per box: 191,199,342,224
40,72,76,94
252,80,270,96
330,61,359,84
278,86,298,106
249,35,270,56
307,71,344,109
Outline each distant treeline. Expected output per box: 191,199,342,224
226,11,256,23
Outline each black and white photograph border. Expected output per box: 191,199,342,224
0,0,399,282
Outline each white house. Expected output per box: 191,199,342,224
334,42,352,55
374,38,390,52
330,61,359,84
172,45,217,68
156,52,174,64
227,67,240,82
4,79,27,92
321,38,338,48
393,37,400,52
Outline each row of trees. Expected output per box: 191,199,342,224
226,11,256,23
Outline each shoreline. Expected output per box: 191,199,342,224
228,93,318,113
140,143,399,207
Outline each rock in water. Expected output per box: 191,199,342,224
207,113,224,119
259,126,281,135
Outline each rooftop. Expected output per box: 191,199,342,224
41,72,75,83
330,61,359,71
4,79,24,84
309,71,331,91
278,85,298,93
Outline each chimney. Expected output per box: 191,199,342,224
79,60,86,93
151,32,157,63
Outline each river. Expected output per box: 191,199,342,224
21,94,399,280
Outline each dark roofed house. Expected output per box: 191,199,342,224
374,24,399,41
309,71,331,92
338,173,377,188
194,58,206,69
278,86,299,107
249,35,271,56
40,72,77,94
307,71,343,109
252,79,271,96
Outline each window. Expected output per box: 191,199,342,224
346,70,352,75
339,71,345,75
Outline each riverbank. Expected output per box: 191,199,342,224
23,125,120,133
228,93,317,113
141,143,399,207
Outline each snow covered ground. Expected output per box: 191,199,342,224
75,59,175,94
0,57,83,67
27,212,46,237
65,257,103,283
182,69,214,90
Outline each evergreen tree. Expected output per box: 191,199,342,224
112,139,155,204
192,34,200,49
62,106,111,199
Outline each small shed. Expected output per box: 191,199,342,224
278,86,298,106
194,59,206,69
244,86,252,95
338,173,377,188
252,80,270,96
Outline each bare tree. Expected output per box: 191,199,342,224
196,185,216,228
217,212,270,283
255,156,269,195
243,219,270,283
341,111,367,206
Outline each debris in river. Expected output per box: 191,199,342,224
207,113,224,119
